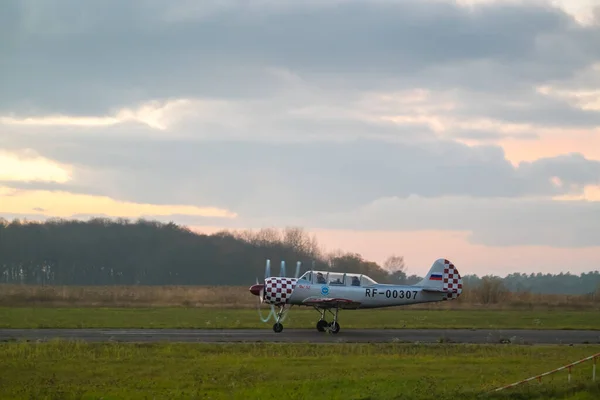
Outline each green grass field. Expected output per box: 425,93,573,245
1,307,600,330
0,342,598,399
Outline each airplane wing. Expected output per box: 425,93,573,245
302,297,362,309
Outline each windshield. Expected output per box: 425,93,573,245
298,271,312,282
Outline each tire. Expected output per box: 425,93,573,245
316,320,328,332
329,322,340,334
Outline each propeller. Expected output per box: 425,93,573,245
250,259,303,323
256,259,276,322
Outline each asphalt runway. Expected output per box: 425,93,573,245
1,328,599,344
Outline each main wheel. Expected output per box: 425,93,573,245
273,322,283,333
329,322,340,334
316,320,328,332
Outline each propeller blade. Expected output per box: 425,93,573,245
265,259,271,279
295,261,301,278
258,303,275,322
256,286,276,322
279,308,289,322
280,260,286,277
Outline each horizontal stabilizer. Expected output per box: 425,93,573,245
421,287,446,293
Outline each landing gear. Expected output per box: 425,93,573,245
329,307,340,334
272,304,289,333
329,321,340,334
316,319,328,332
313,306,341,334
269,304,342,334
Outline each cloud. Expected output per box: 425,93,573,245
0,99,201,131
0,89,437,145
0,186,237,219
537,64,600,112
0,149,72,183
455,84,600,128
518,153,600,187
2,0,599,118
2,1,599,155
2,135,599,218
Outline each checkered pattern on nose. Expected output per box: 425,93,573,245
263,277,297,305
442,259,462,300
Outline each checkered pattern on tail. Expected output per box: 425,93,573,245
263,277,297,305
442,259,462,300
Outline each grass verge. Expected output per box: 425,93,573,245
1,307,600,330
0,342,599,399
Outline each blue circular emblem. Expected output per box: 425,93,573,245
321,286,329,296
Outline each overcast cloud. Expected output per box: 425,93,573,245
1,0,600,248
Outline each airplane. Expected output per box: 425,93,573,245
249,258,463,334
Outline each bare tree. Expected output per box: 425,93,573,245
384,255,405,272
384,254,407,283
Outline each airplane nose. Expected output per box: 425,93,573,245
249,284,264,296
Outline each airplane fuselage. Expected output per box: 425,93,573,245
292,280,447,308
252,277,448,309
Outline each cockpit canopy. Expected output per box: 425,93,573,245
298,270,377,287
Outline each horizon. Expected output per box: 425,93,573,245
2,0,599,280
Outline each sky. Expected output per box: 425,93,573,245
1,0,599,278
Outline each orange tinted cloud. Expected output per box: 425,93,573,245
0,150,72,183
498,129,600,165
553,185,600,201
0,187,237,219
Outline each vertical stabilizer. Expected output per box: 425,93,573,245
415,258,463,300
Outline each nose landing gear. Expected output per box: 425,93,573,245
271,304,289,333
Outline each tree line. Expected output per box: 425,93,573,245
462,272,600,295
0,217,598,294
0,217,400,286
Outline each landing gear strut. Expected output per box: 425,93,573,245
314,306,341,334
272,304,288,333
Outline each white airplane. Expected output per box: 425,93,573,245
249,258,463,333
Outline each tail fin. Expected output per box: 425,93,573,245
416,258,462,300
